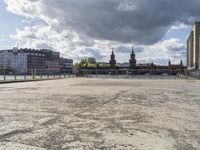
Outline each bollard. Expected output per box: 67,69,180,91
15,72,17,80
3,70,6,81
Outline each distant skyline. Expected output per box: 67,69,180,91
0,0,200,65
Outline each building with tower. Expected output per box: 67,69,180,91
109,50,116,68
129,46,137,68
78,47,185,75
168,59,183,69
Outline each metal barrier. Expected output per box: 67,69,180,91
76,69,181,79
0,68,75,81
86,74,179,79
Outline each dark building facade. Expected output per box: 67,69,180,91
109,50,116,68
60,57,73,73
129,47,137,68
41,49,60,74
24,49,46,74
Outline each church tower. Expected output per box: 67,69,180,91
180,60,183,67
109,49,116,68
168,60,171,67
129,46,137,68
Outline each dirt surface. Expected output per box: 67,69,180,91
0,78,199,150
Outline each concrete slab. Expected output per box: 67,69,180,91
0,78,199,150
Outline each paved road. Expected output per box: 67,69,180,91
0,78,199,150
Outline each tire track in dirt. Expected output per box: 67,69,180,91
0,83,142,148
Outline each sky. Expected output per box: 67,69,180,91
0,0,199,65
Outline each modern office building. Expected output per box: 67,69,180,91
22,48,46,74
41,49,60,74
0,50,12,69
60,57,73,73
187,22,200,70
0,48,28,73
0,48,60,74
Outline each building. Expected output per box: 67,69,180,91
10,49,28,73
187,22,200,70
105,48,184,74
0,48,28,73
41,49,60,74
97,62,110,68
109,50,116,68
0,50,12,69
168,59,184,70
60,57,73,73
0,48,60,74
116,62,130,68
129,47,137,68
21,48,46,74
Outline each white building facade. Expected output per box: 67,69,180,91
10,52,27,73
0,49,27,73
187,22,200,70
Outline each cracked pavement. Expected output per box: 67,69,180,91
0,78,200,150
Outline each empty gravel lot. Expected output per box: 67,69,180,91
0,78,200,150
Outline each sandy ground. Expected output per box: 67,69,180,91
0,78,199,150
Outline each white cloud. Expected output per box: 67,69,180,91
115,0,139,12
168,23,190,31
0,34,5,42
140,38,186,64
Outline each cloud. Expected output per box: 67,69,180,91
4,0,200,45
159,39,186,52
0,34,5,42
169,23,190,31
137,57,170,65
4,0,196,64
83,48,105,60
9,25,105,61
115,46,144,53
139,38,186,64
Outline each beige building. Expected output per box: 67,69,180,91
187,22,200,70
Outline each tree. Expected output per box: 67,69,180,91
78,57,97,68
79,59,87,66
87,57,96,64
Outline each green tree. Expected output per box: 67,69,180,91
87,57,96,64
78,57,97,68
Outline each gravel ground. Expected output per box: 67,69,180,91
0,78,199,150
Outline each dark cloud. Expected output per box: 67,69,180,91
39,0,200,44
167,45,186,52
5,0,200,45
115,46,144,53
